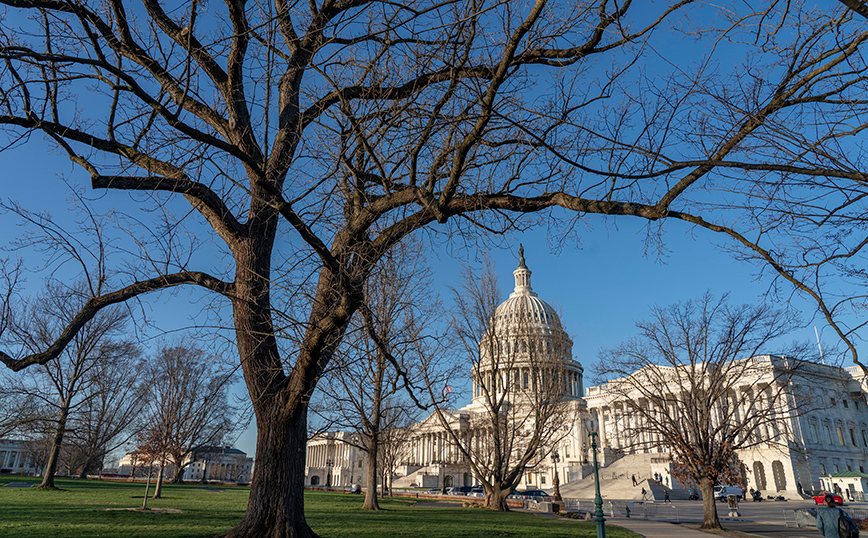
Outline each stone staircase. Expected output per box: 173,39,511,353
556,453,690,501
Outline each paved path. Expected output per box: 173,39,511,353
606,517,820,538
606,519,714,537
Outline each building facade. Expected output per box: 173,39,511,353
118,445,253,483
306,251,868,498
0,439,39,475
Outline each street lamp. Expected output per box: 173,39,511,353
326,459,334,488
551,450,562,502
584,418,606,538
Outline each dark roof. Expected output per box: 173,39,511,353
194,446,246,456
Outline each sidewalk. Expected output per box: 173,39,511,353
607,517,819,538
607,519,712,537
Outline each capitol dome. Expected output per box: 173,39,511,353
493,250,563,332
471,247,583,403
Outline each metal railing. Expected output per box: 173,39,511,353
562,499,678,523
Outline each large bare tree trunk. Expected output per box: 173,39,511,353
488,484,511,512
226,240,322,538
699,477,720,529
39,404,70,489
226,405,313,538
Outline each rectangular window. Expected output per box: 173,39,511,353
844,399,850,409
811,424,819,443
850,429,857,446
838,427,846,446
862,430,868,447
541,475,546,484
820,462,827,475
834,464,840,473
825,426,833,444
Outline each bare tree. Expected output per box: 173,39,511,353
596,293,817,529
137,342,239,498
5,287,130,488
315,245,431,510
378,413,416,499
423,257,575,511
4,0,868,535
66,346,147,478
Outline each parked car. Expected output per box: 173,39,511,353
448,486,473,495
424,488,441,495
813,491,845,505
714,485,744,501
468,487,485,498
516,489,552,501
349,484,362,494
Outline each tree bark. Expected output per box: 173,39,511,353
223,218,319,537
38,404,70,489
153,464,164,499
699,477,721,529
488,485,511,511
225,405,315,538
362,432,380,510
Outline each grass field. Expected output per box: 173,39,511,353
0,476,640,538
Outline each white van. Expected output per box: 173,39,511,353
713,485,744,501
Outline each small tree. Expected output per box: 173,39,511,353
5,287,130,488
316,245,431,509
66,344,146,478
425,256,574,511
138,342,238,497
597,293,815,529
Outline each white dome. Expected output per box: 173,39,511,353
492,249,563,332
470,246,583,404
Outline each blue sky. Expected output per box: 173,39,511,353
0,135,843,458
0,0,857,460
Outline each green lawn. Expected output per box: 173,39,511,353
0,476,639,538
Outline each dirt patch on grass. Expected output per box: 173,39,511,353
105,507,183,514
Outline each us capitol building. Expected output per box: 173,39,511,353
306,251,868,499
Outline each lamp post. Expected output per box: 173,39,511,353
326,458,333,488
585,418,606,538
551,450,562,502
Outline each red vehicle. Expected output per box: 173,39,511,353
813,492,844,505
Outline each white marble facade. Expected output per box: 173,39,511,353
306,252,868,496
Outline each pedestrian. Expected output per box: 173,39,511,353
846,488,852,502
664,490,670,504
816,493,858,538
632,474,637,487
641,487,647,500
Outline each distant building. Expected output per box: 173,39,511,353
306,251,868,499
305,431,367,487
0,439,39,475
118,446,253,483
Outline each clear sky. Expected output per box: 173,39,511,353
0,135,846,458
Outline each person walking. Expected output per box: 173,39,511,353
664,490,670,504
632,474,637,487
816,493,858,538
